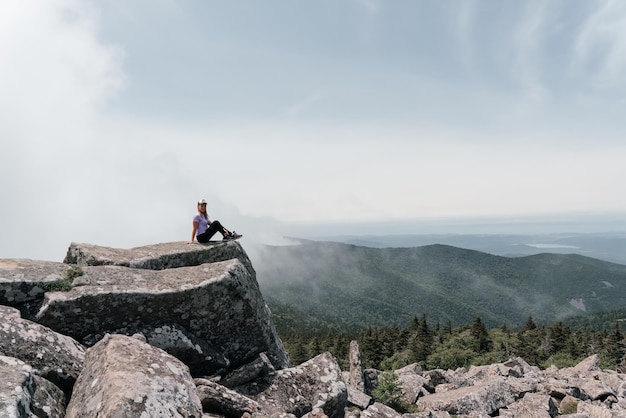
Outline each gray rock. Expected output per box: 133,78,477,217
402,412,451,418
237,352,347,418
0,356,35,418
498,393,557,418
0,259,74,318
0,305,85,394
349,340,365,392
36,259,288,376
195,378,261,418
220,352,276,388
364,369,380,396
395,363,428,404
302,407,330,418
416,378,516,416
31,375,66,418
360,402,401,418
65,334,203,418
573,355,601,374
64,241,254,274
347,386,372,410
576,402,614,417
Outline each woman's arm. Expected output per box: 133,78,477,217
187,221,199,244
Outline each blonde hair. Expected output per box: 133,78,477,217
197,203,208,220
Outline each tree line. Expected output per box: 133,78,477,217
280,314,626,372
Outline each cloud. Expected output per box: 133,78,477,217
0,0,125,260
575,0,626,91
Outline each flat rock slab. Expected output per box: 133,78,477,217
0,259,73,317
64,241,253,273
36,259,288,376
417,378,516,416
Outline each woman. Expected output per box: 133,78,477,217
188,199,242,243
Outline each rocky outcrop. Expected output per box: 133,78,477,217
64,241,254,274
65,333,203,418
35,258,288,376
7,239,626,417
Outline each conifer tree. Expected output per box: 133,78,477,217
470,317,491,353
410,314,432,366
604,322,625,369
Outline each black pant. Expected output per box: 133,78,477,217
197,220,228,243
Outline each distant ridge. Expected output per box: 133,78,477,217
255,240,626,333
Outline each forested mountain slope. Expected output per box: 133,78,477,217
254,240,626,332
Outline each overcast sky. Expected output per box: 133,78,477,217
2,0,626,261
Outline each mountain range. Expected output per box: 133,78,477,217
254,240,626,334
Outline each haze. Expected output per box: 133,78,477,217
1,1,625,261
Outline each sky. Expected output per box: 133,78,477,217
2,0,626,261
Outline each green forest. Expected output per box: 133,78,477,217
279,313,626,373
256,241,626,372
256,241,626,331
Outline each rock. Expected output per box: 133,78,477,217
36,259,288,376
65,334,203,418
237,352,347,418
573,355,601,374
64,241,254,275
301,407,329,418
347,386,372,410
416,378,516,416
498,393,558,418
576,402,613,417
195,378,261,418
219,353,276,388
31,375,66,418
349,340,365,392
363,369,380,395
0,305,85,394
402,412,451,418
0,356,35,418
0,259,75,318
360,402,401,418
395,363,428,404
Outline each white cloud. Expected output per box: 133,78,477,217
0,0,125,260
575,0,626,91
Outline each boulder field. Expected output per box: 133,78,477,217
1,241,626,417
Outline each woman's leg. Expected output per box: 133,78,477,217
197,220,229,242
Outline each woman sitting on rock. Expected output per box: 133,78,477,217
187,199,242,244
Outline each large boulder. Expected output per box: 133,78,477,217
236,352,347,418
416,378,516,416
194,378,261,418
64,241,254,274
65,334,203,418
0,305,85,393
36,259,288,376
0,259,77,318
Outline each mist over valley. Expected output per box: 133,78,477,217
254,235,626,335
